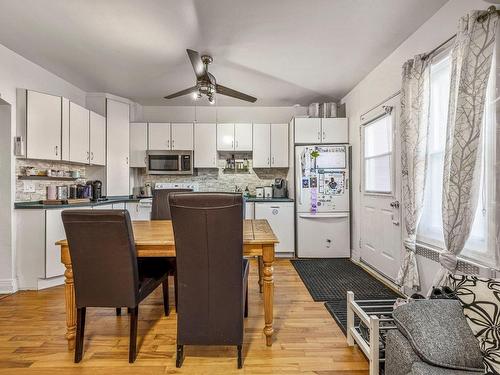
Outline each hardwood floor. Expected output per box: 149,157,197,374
0,260,368,374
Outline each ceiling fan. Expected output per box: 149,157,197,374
164,49,257,104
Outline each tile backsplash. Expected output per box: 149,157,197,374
15,159,89,201
137,154,289,194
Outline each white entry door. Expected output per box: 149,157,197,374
359,98,401,281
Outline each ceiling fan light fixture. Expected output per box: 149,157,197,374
208,95,215,104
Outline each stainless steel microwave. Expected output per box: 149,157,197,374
146,150,193,175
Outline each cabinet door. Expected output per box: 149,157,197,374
106,99,130,196
194,123,217,168
126,202,151,221
26,90,62,160
171,123,194,150
61,98,70,161
129,122,147,167
255,202,295,253
294,118,321,144
69,102,90,164
234,123,252,151
149,123,171,150
252,123,270,168
271,123,289,167
244,202,255,220
321,118,348,143
217,123,234,151
90,111,106,165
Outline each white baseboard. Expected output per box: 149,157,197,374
0,278,18,294
37,276,64,290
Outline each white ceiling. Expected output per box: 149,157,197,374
0,0,447,106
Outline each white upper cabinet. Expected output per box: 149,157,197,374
294,118,321,144
149,122,171,150
106,99,130,196
321,118,348,144
234,123,252,151
252,123,271,168
294,117,348,144
69,102,90,164
61,98,70,161
253,123,289,168
194,123,217,168
129,122,147,168
171,123,194,150
217,123,252,151
89,111,106,166
271,123,289,167
217,123,234,151
25,90,62,160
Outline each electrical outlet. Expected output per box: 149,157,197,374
23,181,36,193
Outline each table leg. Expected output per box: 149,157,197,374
257,255,263,293
262,245,274,346
61,245,76,351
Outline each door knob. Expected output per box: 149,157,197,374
390,200,400,208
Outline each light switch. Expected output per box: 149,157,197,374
23,181,36,193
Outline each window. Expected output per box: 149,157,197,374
363,114,393,193
417,51,497,267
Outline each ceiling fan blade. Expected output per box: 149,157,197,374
186,49,206,79
164,86,198,99
216,84,257,103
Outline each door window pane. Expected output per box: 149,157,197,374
363,115,393,193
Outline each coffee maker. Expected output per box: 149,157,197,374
91,180,103,201
272,178,287,198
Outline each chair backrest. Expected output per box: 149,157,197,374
61,209,139,308
169,192,244,345
151,188,192,220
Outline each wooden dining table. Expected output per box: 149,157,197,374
56,219,279,350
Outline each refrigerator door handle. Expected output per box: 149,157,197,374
298,213,349,219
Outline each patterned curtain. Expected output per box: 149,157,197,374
396,55,431,290
431,10,498,290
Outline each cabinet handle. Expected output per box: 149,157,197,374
91,152,94,161
272,156,275,165
232,140,234,149
317,132,321,140
167,140,170,148
172,140,175,149
55,146,58,156
323,131,326,140
267,157,270,165
126,156,129,165
86,151,89,160
236,140,238,148
213,157,216,166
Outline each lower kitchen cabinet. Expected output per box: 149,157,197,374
254,202,294,255
16,207,91,289
244,201,255,219
127,202,152,220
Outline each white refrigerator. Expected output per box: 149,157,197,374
295,145,350,258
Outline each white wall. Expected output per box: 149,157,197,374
341,0,490,291
0,43,86,293
141,105,307,123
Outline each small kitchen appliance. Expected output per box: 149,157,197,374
264,186,273,199
146,150,193,175
272,178,287,198
91,180,103,201
255,187,264,198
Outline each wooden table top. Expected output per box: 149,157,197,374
56,219,279,257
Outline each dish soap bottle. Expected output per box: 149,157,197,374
243,185,250,198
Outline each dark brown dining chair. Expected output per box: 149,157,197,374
151,188,192,220
61,209,172,363
169,192,249,369
151,188,192,308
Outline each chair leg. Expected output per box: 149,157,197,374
174,271,178,310
129,306,139,363
176,344,184,368
244,284,248,318
237,345,243,369
116,307,121,316
74,307,86,363
162,278,170,316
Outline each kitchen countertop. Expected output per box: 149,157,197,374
15,194,294,209
14,196,148,209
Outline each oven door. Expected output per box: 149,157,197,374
147,153,180,174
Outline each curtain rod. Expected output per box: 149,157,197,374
423,6,499,60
